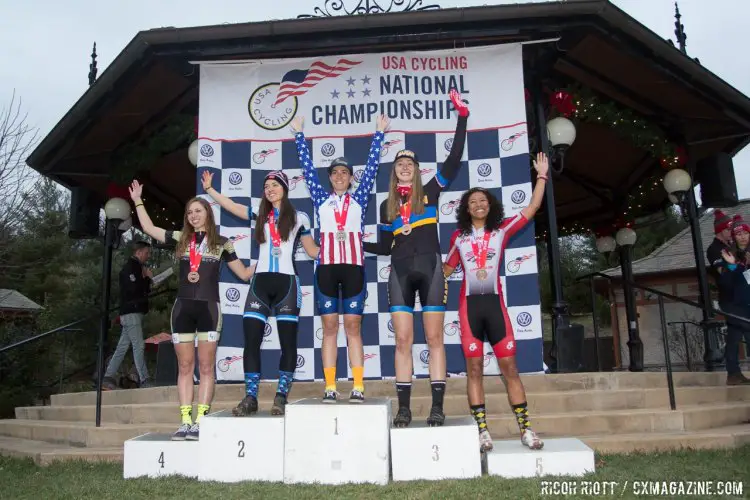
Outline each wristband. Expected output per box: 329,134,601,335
135,203,144,208
537,175,548,181
728,264,738,271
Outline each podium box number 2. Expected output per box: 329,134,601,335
283,398,392,485
198,409,285,482
123,433,199,479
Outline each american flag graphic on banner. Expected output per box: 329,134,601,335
274,58,362,105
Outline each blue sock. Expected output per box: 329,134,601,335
244,372,260,398
277,370,295,397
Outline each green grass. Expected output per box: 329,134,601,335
1,446,748,500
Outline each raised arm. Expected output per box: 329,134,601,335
362,201,394,256
129,180,167,243
290,116,329,208
352,115,389,207
520,152,549,221
427,90,469,192
202,170,252,221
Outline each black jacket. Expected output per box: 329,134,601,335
706,237,734,306
119,257,151,315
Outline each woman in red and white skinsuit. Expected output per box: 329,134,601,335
443,152,549,452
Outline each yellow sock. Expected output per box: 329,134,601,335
324,367,337,391
352,366,364,392
196,403,210,423
179,405,192,425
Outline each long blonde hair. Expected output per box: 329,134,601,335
386,165,426,222
176,197,221,256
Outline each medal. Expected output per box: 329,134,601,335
399,199,412,236
333,193,350,243
471,227,493,281
188,234,206,284
268,210,282,258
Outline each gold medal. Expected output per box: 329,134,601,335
187,271,200,283
476,269,488,280
402,223,412,235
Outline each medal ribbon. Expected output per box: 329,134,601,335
267,210,281,250
471,229,492,270
189,234,206,273
333,194,350,232
399,200,411,225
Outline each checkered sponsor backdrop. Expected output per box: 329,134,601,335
196,43,542,382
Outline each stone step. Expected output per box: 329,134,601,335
18,386,750,424
3,402,749,447
49,372,731,407
0,436,122,465
579,424,750,454
3,424,749,466
0,420,176,448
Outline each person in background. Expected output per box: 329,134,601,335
718,214,750,385
706,210,749,385
102,241,154,390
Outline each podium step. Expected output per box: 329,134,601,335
0,419,178,448
0,436,121,465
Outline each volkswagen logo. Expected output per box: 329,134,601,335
316,327,323,340
517,312,532,327
354,169,364,182
200,144,214,157
296,354,305,368
229,172,243,185
225,288,240,302
387,320,394,332
321,143,336,157
264,323,272,337
477,163,492,177
444,138,453,151
511,190,526,205
419,350,430,364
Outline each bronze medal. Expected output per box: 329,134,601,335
187,271,200,283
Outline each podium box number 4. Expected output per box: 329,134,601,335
198,409,285,483
390,416,482,481
486,437,595,479
283,398,392,485
123,433,199,479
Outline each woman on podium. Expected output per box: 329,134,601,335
129,180,254,441
202,170,320,416
442,153,549,452
290,114,389,403
363,90,468,428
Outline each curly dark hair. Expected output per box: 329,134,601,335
455,187,504,235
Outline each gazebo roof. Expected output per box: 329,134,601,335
0,289,43,313
27,0,750,232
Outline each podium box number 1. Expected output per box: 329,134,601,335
283,398,392,485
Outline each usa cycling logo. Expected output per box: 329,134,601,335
419,350,430,364
320,143,336,157
217,355,243,372
443,320,459,336
501,131,527,152
511,190,526,205
517,312,532,328
507,254,534,273
477,163,492,178
200,144,214,158
228,172,243,186
225,288,241,302
381,139,402,157
252,148,278,164
379,265,391,280
296,354,305,368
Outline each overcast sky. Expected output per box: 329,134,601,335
1,0,748,198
